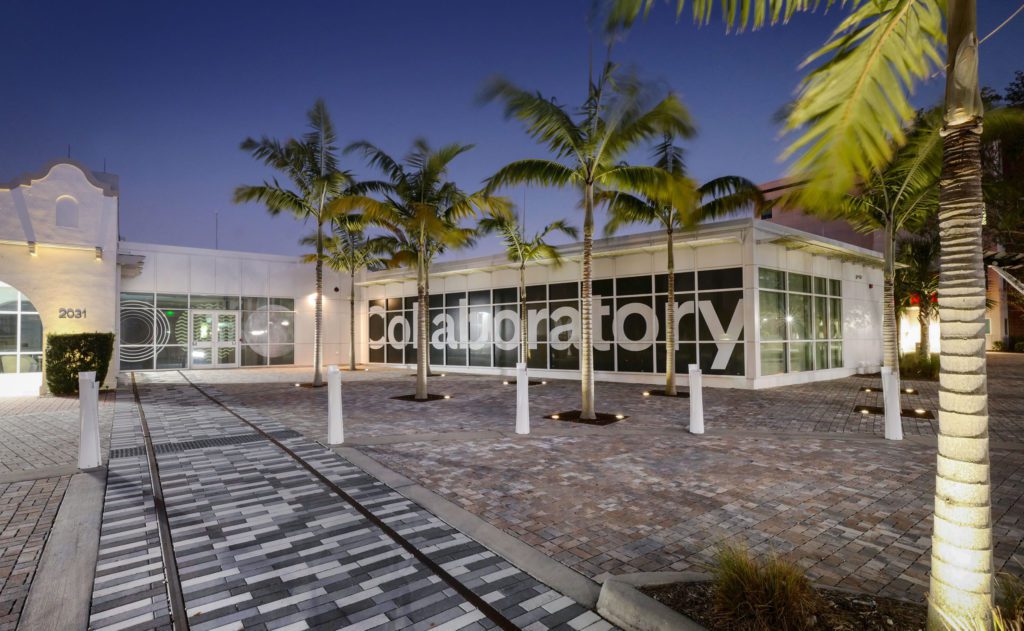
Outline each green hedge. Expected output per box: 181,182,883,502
45,332,115,395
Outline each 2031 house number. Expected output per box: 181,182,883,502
59,308,87,319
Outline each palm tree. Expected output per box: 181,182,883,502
603,135,762,395
235,99,347,387
302,214,384,370
836,115,942,379
478,206,578,364
483,64,694,419
337,139,492,400
606,1,996,623
896,230,940,360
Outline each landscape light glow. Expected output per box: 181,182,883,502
551,414,559,420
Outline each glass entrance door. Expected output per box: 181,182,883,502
191,311,239,368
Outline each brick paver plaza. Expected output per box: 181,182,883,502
1,354,1022,629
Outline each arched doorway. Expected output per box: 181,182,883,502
0,280,43,395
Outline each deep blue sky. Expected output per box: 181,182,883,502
2,1,1022,258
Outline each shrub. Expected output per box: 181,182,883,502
998,572,1024,626
710,545,821,631
993,341,1005,351
1016,342,1024,353
899,352,940,380
45,332,115,395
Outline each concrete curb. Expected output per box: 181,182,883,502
18,467,106,631
335,445,603,609
598,574,708,631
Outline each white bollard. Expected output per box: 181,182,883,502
515,362,530,435
881,366,903,441
327,365,344,445
688,364,704,435
78,371,101,470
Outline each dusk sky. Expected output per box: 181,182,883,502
3,1,1022,259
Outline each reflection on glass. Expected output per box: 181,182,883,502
788,342,812,372
759,292,785,341
218,347,236,364
193,314,213,343
814,296,828,340
0,315,16,351
815,342,829,370
761,343,785,375
0,285,18,311
217,314,237,343
191,347,212,366
829,298,842,339
788,294,812,341
830,342,843,368
19,354,42,373
21,315,42,351
761,270,782,292
156,346,188,369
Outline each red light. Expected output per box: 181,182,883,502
910,294,920,305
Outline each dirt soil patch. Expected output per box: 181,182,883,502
640,581,926,631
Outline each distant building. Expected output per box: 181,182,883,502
1,161,887,396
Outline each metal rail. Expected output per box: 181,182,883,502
129,373,190,631
176,371,521,631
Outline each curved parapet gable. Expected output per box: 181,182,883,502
0,159,118,197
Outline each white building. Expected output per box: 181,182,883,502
0,161,887,396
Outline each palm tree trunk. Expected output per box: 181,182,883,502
349,270,357,371
928,1,992,625
882,218,900,375
416,249,429,400
665,228,677,396
918,309,931,360
519,264,528,365
313,221,324,387
580,182,596,419
425,262,435,377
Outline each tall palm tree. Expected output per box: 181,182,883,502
896,230,940,360
836,115,942,379
483,64,694,419
235,99,347,387
606,2,998,623
302,214,384,370
337,139,492,400
603,135,763,395
479,206,578,364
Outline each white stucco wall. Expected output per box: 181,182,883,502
0,162,119,393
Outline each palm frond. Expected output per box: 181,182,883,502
693,175,765,223
782,0,944,209
480,77,584,159
486,159,578,192
604,0,822,33
232,184,309,217
601,190,660,235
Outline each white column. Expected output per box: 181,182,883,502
516,362,530,435
688,364,704,435
327,365,344,445
78,371,101,470
881,366,903,440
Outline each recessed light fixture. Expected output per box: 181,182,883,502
440,373,446,377
864,388,872,392
28,241,37,256
642,391,650,397
915,408,926,414
861,409,869,414
443,395,451,399
905,388,916,394
615,414,624,420
551,414,560,420
294,383,300,387
541,381,547,385
503,380,509,385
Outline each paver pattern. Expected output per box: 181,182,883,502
0,476,70,631
187,354,1024,604
0,392,115,474
89,371,611,630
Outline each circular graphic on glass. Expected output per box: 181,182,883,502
119,301,170,362
243,305,293,358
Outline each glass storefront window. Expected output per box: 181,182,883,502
758,268,785,290
0,282,44,374
758,268,843,376
120,293,295,371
